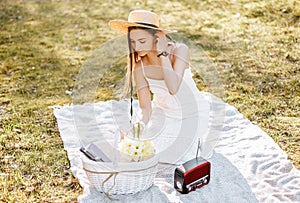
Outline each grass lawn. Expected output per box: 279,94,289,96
1,0,299,202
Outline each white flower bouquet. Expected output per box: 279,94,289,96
119,122,156,162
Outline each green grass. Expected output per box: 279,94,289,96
1,0,299,202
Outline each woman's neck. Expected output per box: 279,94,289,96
141,51,161,66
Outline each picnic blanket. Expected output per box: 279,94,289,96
53,92,300,203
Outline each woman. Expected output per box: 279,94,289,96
109,10,210,164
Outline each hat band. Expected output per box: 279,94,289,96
133,22,159,28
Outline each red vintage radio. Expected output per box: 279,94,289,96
174,157,211,194
174,139,210,194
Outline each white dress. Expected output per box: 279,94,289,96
140,60,211,164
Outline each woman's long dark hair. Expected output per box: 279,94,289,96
123,26,158,98
124,26,175,122
123,26,174,97
125,26,157,122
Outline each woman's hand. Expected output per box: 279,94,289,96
155,32,169,52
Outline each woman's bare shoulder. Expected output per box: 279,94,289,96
173,42,189,52
133,60,142,70
133,60,144,79
171,42,189,63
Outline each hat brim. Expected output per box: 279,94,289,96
109,20,176,34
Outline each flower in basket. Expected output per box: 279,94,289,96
119,122,156,162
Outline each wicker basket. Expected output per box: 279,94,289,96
81,153,159,195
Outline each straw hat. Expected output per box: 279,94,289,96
109,10,176,34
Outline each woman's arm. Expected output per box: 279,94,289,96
160,44,189,95
133,62,152,124
156,33,189,95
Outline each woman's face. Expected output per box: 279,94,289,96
129,29,156,57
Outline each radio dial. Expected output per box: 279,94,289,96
176,181,182,190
